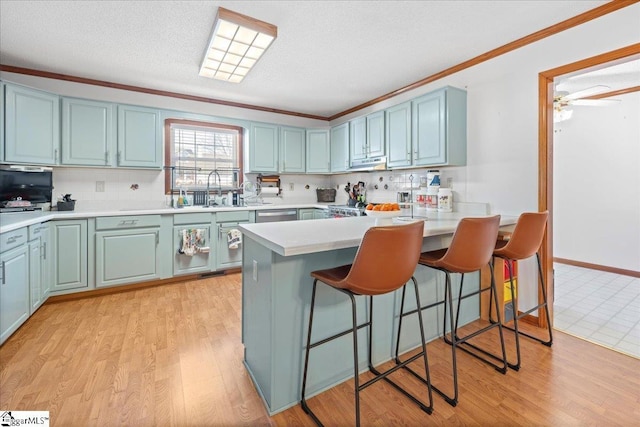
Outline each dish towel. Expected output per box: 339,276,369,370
227,229,242,249
178,228,209,256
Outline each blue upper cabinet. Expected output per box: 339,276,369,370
62,97,116,166
248,123,279,173
330,122,349,173
117,104,162,168
412,87,467,167
350,111,385,165
385,102,412,168
279,126,306,173
306,129,330,173
349,116,367,162
0,82,4,162
366,110,385,158
4,84,60,165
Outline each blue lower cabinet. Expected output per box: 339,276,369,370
95,228,161,287
173,225,212,275
0,243,29,345
52,220,88,292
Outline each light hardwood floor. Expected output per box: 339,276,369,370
1,274,639,426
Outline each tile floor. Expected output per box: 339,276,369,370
553,263,640,359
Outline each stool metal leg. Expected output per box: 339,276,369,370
300,280,322,425
446,263,508,374
395,272,458,406
302,279,433,426
491,253,554,370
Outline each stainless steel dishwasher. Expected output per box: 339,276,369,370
255,209,298,223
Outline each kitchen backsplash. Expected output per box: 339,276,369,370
52,166,467,211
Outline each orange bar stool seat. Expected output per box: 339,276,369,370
491,211,552,371
300,221,433,426
397,215,507,407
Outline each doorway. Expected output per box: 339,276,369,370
538,44,640,356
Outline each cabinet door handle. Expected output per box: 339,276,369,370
54,148,58,161
155,231,159,245
117,151,122,164
0,261,5,285
6,235,23,244
42,242,47,260
105,150,109,164
117,220,138,227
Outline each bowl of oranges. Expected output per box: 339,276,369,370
365,203,402,225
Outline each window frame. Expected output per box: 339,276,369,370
164,118,244,195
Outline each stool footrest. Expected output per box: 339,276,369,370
502,324,553,346
308,321,370,350
396,362,458,407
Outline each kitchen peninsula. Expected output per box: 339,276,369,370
239,212,517,415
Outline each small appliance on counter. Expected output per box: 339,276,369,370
57,194,76,211
0,165,53,212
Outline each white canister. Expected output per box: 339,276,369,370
426,186,439,211
438,188,453,212
426,170,441,187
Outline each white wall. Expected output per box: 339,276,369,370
554,92,640,271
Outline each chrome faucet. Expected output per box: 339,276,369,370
206,170,222,206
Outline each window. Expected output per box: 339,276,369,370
164,119,243,194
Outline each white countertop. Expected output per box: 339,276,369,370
239,212,518,257
0,203,331,234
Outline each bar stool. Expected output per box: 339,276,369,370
396,215,507,407
491,211,552,371
300,221,433,427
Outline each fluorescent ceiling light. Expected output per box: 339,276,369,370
199,7,277,83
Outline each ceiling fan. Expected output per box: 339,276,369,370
553,85,619,122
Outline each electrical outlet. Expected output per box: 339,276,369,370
447,177,453,189
253,260,258,281
289,183,294,191
96,181,105,192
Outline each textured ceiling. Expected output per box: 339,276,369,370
0,0,610,118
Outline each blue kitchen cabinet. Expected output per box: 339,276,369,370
95,215,162,287
117,104,162,168
279,126,306,173
52,220,88,292
412,87,467,167
4,83,60,165
173,213,213,276
299,208,328,220
330,122,349,172
385,102,412,168
62,97,116,166
349,112,385,165
366,110,385,158
0,229,29,345
215,210,251,270
0,82,4,162
305,129,330,173
349,116,367,162
28,222,50,314
298,209,314,220
248,123,279,172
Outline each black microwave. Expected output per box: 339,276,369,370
0,167,53,204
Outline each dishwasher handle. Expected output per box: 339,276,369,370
256,210,297,217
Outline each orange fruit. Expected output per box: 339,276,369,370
372,205,382,211
392,203,400,211
366,204,374,210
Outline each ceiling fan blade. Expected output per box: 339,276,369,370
564,85,610,101
571,99,620,106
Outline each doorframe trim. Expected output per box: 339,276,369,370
538,43,640,328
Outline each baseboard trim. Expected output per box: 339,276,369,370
46,269,242,303
553,258,640,278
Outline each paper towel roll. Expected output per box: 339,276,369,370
262,187,280,195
